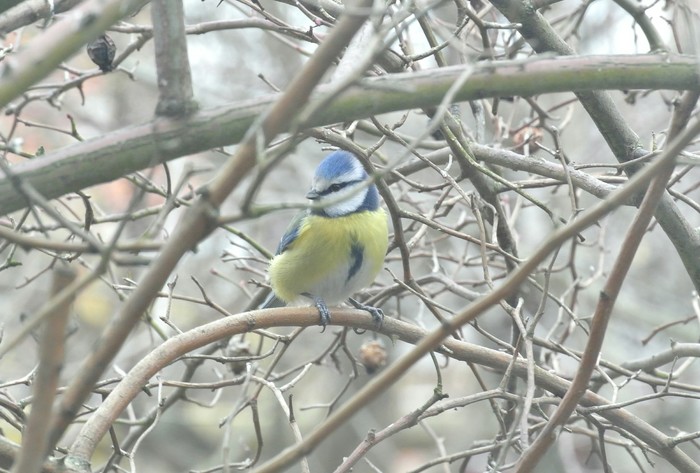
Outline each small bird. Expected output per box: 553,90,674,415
263,150,389,328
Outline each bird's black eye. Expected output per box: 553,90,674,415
328,183,344,193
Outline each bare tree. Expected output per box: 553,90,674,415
0,0,699,472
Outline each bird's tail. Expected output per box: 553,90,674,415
260,292,284,309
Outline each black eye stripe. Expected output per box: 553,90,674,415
318,179,362,196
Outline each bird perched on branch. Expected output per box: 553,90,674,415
263,150,389,328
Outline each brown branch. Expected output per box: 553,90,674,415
333,388,448,473
514,117,699,473
0,55,698,218
252,112,698,472
44,0,375,455
64,307,697,472
0,0,84,35
150,0,198,117
489,0,700,298
10,264,76,473
112,18,316,42
0,0,149,108
668,90,700,144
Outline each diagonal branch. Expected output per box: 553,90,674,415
0,54,697,217
489,0,700,296
0,0,149,108
9,265,76,473
252,103,700,473
0,0,84,34
44,0,375,456
67,306,700,473
514,105,700,473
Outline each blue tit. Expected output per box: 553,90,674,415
263,150,389,328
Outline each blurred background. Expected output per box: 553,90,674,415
0,0,699,471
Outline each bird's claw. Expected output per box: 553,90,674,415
349,297,384,328
311,295,331,332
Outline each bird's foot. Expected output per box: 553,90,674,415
349,297,384,328
304,293,331,331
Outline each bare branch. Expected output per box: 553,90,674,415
0,0,149,107
150,0,198,117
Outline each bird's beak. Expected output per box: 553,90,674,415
306,189,320,200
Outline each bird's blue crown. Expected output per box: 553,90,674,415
315,150,367,181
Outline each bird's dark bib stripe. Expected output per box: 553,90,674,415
348,241,364,282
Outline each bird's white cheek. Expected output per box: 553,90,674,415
322,190,366,217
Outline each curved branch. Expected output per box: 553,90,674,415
612,0,667,52
65,307,699,472
251,119,697,472
44,0,376,453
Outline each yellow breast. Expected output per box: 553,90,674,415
269,210,388,304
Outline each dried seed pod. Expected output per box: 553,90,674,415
87,34,116,73
359,339,387,374
512,126,544,154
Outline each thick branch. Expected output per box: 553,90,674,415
66,308,699,473
490,0,700,297
150,0,198,117
0,54,697,217
10,266,76,473
253,119,697,472
44,0,374,453
0,0,84,34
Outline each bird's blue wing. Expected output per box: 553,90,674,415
261,210,308,310
275,210,308,255
260,292,284,309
